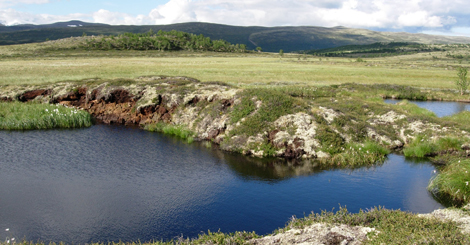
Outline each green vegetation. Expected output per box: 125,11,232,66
455,66,469,95
82,30,247,52
429,159,470,206
2,21,470,52
281,206,469,244
144,122,195,143
329,141,391,168
309,42,443,58
0,32,470,244
0,102,91,130
403,135,464,158
2,42,470,91
444,111,470,130
228,88,300,137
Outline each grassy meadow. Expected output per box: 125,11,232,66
0,40,469,90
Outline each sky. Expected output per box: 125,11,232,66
1,0,470,37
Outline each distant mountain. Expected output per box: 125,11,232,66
1,21,470,52
0,20,108,33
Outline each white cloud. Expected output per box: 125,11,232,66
0,0,49,8
0,0,469,38
0,8,89,25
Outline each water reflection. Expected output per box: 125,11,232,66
0,125,443,243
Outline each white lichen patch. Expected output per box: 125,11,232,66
135,86,159,112
51,83,77,99
273,113,320,158
249,223,375,245
246,133,267,157
318,106,340,123
172,107,199,128
407,120,442,134
369,110,406,125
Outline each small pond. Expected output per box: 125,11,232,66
384,99,470,117
0,125,442,244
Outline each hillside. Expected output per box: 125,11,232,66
1,21,470,52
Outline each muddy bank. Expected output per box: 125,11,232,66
1,78,470,163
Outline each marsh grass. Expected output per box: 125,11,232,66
329,141,390,167
443,111,470,131
429,159,470,206
0,102,92,130
404,135,464,158
0,44,467,90
145,122,195,143
281,206,469,244
0,230,259,245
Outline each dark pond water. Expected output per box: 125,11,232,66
0,125,443,244
384,99,470,117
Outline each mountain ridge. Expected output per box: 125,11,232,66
1,21,470,52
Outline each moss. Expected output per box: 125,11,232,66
316,126,345,155
229,88,301,137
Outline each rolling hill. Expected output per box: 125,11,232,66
1,21,470,52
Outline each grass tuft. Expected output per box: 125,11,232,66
404,135,464,158
0,102,92,130
144,122,195,143
329,141,390,167
429,158,470,207
280,206,469,244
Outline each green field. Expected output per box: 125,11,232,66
0,41,469,90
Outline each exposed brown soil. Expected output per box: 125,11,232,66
18,86,175,126
18,89,52,102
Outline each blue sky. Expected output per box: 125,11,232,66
1,0,470,37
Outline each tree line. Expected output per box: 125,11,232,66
82,30,248,52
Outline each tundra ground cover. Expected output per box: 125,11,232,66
1,40,470,244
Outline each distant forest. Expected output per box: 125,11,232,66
308,42,445,57
82,30,248,52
